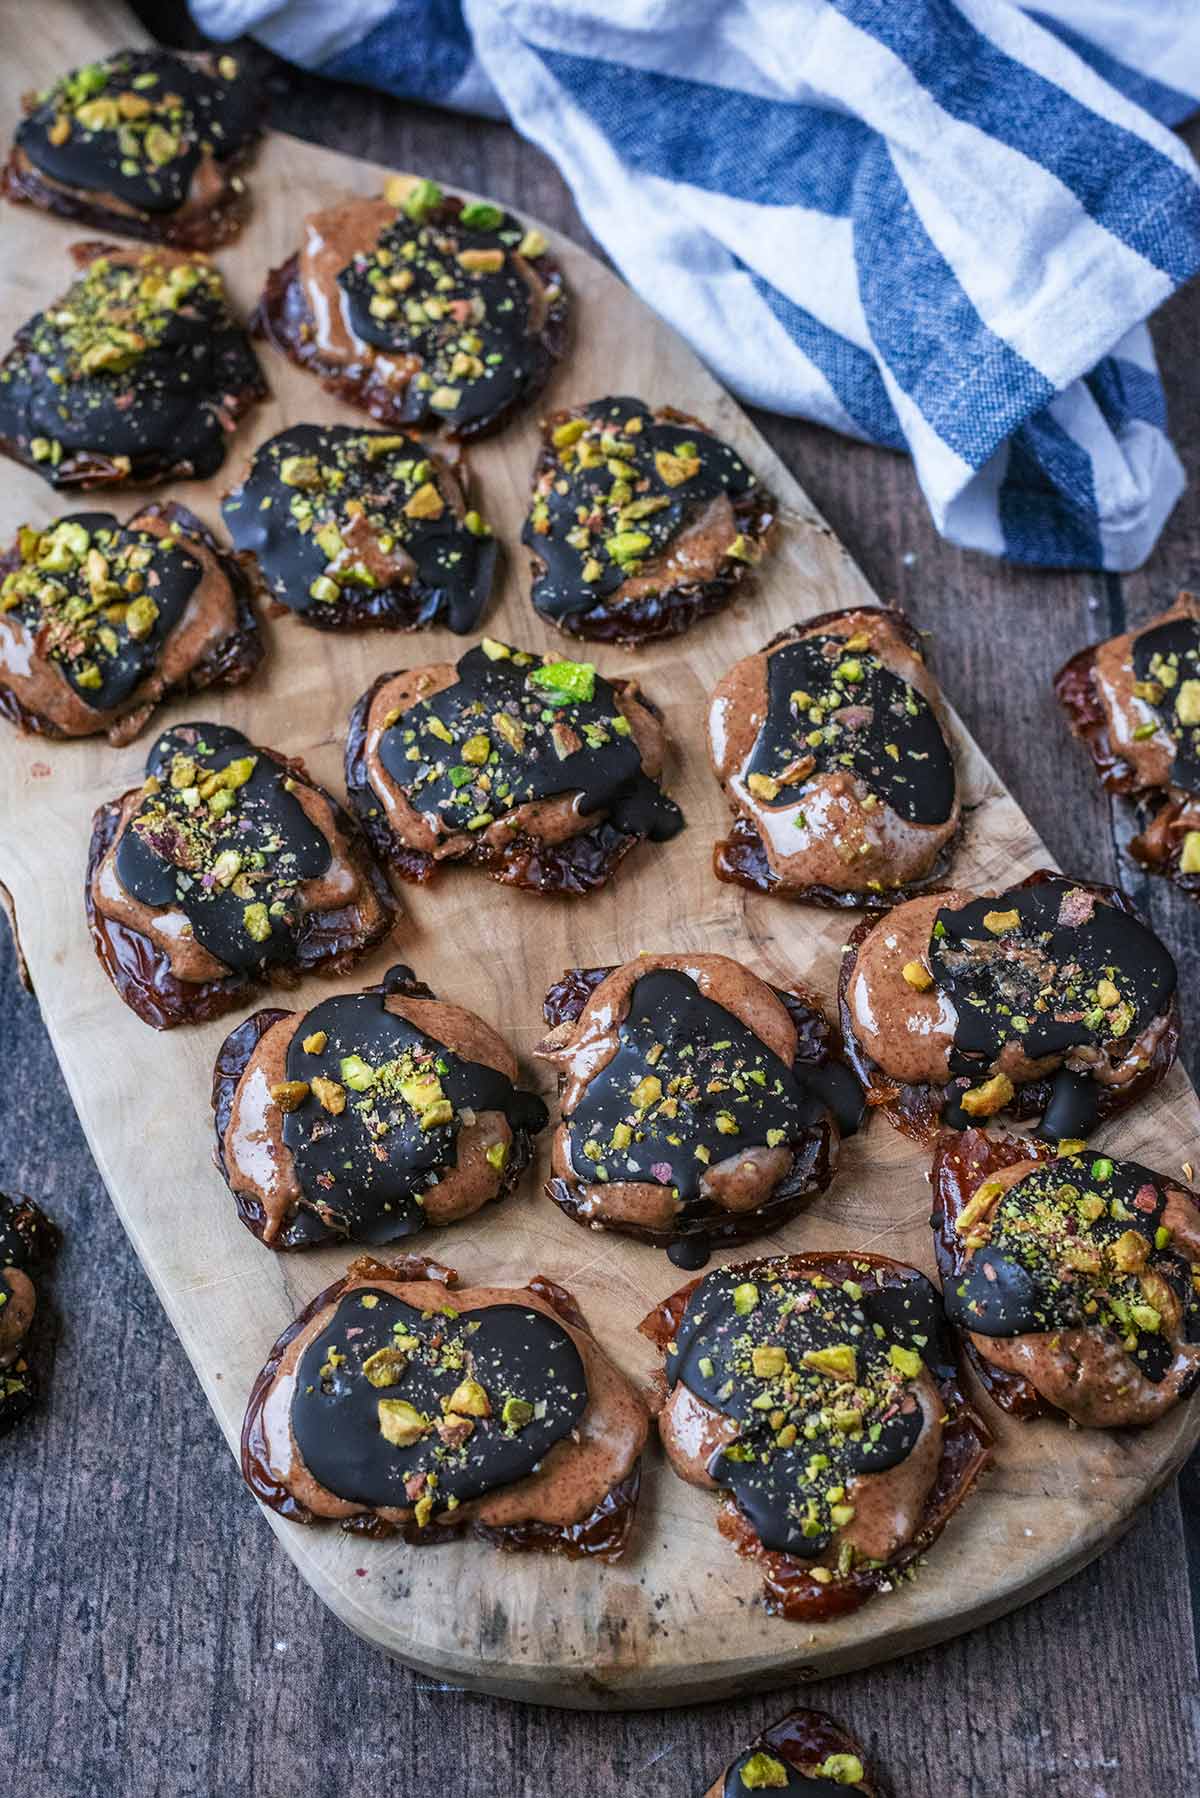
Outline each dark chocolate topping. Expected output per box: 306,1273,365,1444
1,510,200,709
378,641,684,841
291,1286,587,1509
0,248,261,481
279,986,547,1243
671,1262,947,1556
336,188,561,435
115,722,331,973
945,1153,1200,1381
746,632,955,825
723,1757,845,1796
1131,615,1200,795
524,396,757,621
222,422,496,632
0,1196,54,1279
17,49,257,215
565,970,826,1213
0,1192,60,1435
931,877,1176,1072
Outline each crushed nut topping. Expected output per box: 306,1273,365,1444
947,1154,1199,1375
1,511,198,707
672,1262,940,1565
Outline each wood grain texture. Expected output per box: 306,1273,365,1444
2,1,1199,1788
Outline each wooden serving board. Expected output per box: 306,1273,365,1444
3,0,1199,1711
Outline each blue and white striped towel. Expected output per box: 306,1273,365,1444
192,0,1200,572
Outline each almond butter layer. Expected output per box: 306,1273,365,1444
93,770,383,986
937,1138,1200,1428
0,502,260,744
841,875,1178,1140
248,1262,647,1545
361,661,666,859
710,607,958,901
218,968,546,1249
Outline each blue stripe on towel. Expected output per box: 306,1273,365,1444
749,272,908,449
536,47,868,215
999,410,1104,567
832,0,1200,282
852,141,1056,464
1029,13,1198,129
1086,357,1169,433
323,0,475,104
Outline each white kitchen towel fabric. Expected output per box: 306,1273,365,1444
190,0,1200,571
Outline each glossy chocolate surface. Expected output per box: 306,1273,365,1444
15,49,257,216
337,190,562,435
253,186,567,441
542,961,862,1261
564,969,827,1205
278,984,547,1243
1,509,200,710
525,395,765,624
840,873,1180,1143
746,632,955,826
933,878,1176,1134
945,1153,1200,1382
376,643,683,844
291,1286,587,1509
670,1261,947,1555
116,722,331,974
222,423,497,632
0,245,262,485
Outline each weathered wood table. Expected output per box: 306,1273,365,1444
2,10,1198,1792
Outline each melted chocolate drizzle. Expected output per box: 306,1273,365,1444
1,510,200,710
222,423,497,632
115,722,332,974
378,643,684,842
746,632,955,825
17,49,258,216
291,1287,586,1509
1131,614,1200,795
525,396,759,621
0,1193,60,1438
671,1263,948,1556
280,985,547,1243
946,1153,1200,1383
0,1195,57,1284
337,195,562,435
931,878,1176,1135
565,970,825,1211
0,248,262,484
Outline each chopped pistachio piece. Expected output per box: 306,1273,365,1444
339,1054,376,1092
738,1752,790,1789
732,1282,759,1316
270,1079,309,1113
377,1398,430,1446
